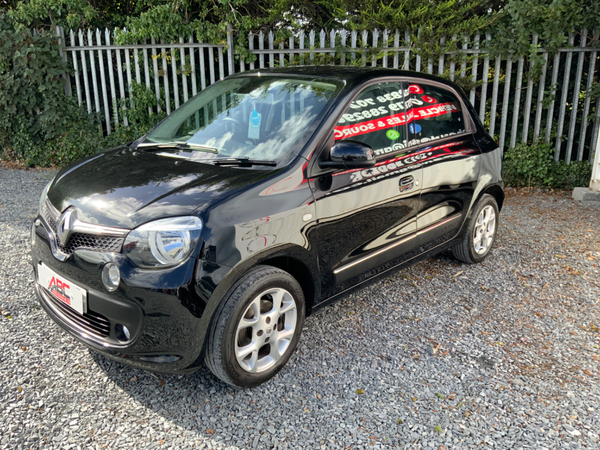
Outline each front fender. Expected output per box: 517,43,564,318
189,242,319,368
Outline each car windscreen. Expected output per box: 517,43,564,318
142,76,344,163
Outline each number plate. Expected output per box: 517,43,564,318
38,263,87,315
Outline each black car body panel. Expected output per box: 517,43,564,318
49,148,279,229
32,66,503,374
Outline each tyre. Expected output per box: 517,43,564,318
452,194,499,264
205,266,305,388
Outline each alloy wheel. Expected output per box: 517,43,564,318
235,288,298,373
473,205,496,255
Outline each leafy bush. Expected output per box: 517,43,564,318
503,142,592,190
0,13,162,167
0,16,72,152
1,15,96,166
15,114,157,168
119,81,167,134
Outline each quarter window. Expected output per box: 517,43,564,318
334,83,408,157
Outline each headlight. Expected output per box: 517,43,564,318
39,176,55,213
123,216,203,268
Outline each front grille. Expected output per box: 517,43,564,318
42,286,111,338
42,202,125,255
42,203,58,231
61,232,124,254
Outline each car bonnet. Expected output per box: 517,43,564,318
47,146,277,229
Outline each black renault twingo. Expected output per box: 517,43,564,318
31,66,503,387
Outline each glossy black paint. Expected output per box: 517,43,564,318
48,147,279,229
32,66,504,374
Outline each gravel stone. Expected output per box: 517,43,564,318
1,167,600,449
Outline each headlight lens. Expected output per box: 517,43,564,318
39,176,55,213
123,216,203,268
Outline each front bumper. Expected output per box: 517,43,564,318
31,217,228,374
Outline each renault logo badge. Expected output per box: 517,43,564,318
57,207,76,247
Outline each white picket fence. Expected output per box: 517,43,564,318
56,26,600,164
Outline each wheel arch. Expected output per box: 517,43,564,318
257,255,316,315
192,245,318,370
228,244,320,316
481,183,505,211
451,181,504,248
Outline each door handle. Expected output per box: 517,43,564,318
399,176,415,192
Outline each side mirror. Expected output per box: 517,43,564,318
318,140,376,170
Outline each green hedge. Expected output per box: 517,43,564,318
503,142,592,190
0,12,161,167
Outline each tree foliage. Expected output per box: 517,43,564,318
0,11,139,166
1,0,599,171
5,0,600,66
5,0,599,65
8,0,97,29
0,13,76,155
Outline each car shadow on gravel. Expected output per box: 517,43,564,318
88,324,392,449
89,349,285,446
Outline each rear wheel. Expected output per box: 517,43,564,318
452,194,499,264
205,266,305,388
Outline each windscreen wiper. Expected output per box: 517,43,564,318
137,142,219,154
212,157,277,167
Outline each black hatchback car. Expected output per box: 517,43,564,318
31,66,503,387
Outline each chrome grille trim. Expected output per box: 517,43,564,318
44,200,129,237
38,284,111,338
42,200,129,256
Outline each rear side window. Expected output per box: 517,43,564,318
334,82,408,157
404,84,466,147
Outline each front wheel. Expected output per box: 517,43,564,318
205,266,305,388
452,194,499,264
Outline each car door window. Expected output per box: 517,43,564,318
334,82,408,157
404,83,466,148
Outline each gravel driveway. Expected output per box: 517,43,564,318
1,165,599,450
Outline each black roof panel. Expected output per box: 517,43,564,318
231,65,457,90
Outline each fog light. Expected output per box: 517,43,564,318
102,263,120,292
115,324,131,341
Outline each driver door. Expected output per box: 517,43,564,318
309,81,424,300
